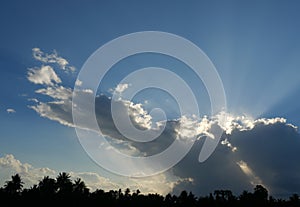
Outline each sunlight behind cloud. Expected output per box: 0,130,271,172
25,47,300,196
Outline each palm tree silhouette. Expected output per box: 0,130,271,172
4,174,23,194
56,172,72,194
38,176,57,195
1,172,299,207
73,178,88,194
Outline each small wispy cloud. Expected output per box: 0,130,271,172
110,83,130,95
27,98,39,103
6,108,16,114
32,48,75,72
27,65,61,86
75,79,83,86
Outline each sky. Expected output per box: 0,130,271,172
1,0,300,198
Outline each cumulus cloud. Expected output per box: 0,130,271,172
27,65,61,86
6,108,16,113
32,48,75,72
0,154,183,195
29,80,300,196
0,154,56,187
171,116,300,197
121,99,153,130
26,48,300,197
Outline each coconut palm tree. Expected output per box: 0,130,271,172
56,172,72,194
38,176,57,195
73,178,88,194
4,174,23,194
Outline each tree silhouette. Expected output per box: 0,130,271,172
73,177,89,194
1,172,299,207
56,172,72,194
289,194,300,206
4,174,23,194
253,184,268,206
38,176,57,195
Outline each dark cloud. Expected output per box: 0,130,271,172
171,121,300,197
230,122,300,196
30,89,300,197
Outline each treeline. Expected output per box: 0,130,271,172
0,173,300,207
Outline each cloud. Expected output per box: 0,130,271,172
0,154,56,187
6,108,16,113
221,138,237,152
28,75,300,196
26,48,300,197
171,117,300,197
0,154,182,195
27,65,61,86
111,83,129,94
29,101,74,127
29,81,300,196
27,98,39,103
228,121,300,196
121,99,153,130
35,86,72,100
32,48,75,72
75,79,82,86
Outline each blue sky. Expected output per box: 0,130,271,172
1,0,300,197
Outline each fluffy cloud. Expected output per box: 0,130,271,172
121,99,153,130
0,154,56,187
32,48,75,72
27,65,61,86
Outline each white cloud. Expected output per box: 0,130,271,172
27,65,61,86
6,108,16,113
176,115,215,141
122,99,152,130
35,86,72,100
213,112,293,135
29,101,74,128
254,117,286,126
75,79,82,86
115,83,129,94
0,154,56,187
27,98,39,103
32,48,75,72
221,138,237,152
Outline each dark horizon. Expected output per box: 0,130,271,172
1,173,300,207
